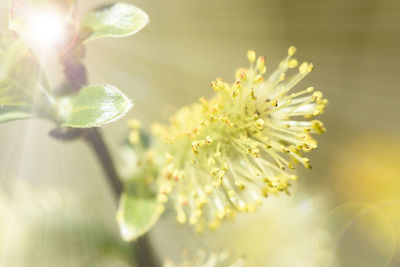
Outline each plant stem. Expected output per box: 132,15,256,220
84,128,160,267
60,39,160,267
84,128,122,197
134,235,160,267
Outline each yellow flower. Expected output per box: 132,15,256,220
152,48,327,231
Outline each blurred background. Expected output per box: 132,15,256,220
1,0,400,266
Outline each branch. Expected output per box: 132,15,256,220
84,128,122,197
84,128,160,267
58,30,160,267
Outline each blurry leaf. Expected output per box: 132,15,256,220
0,36,54,123
81,2,149,43
61,85,132,128
0,180,133,267
0,108,34,123
119,130,154,179
117,192,162,241
117,133,162,241
117,163,162,242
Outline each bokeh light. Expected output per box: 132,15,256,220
25,10,66,48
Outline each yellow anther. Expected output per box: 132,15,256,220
196,197,208,208
247,50,256,63
288,58,298,68
210,167,219,176
208,220,221,230
254,74,264,83
211,81,221,91
216,210,226,220
205,185,212,194
257,56,267,74
205,135,213,144
288,46,297,56
313,91,323,101
161,184,172,194
238,203,246,212
165,153,173,163
312,120,326,133
250,147,260,157
232,80,241,98
199,96,208,106
256,56,266,68
216,80,226,91
212,181,219,188
220,114,228,122
179,195,189,206
200,119,209,127
279,73,286,81
220,115,234,127
306,86,315,93
299,62,309,74
163,137,175,144
157,194,168,203
195,208,203,217
177,212,187,224
250,89,257,100
233,80,242,90
222,162,228,171
192,140,200,154
189,216,198,225
127,119,141,129
150,122,163,136
262,188,269,197
172,169,181,181
303,158,311,169
235,67,247,80
256,118,265,129
259,65,267,74
129,130,140,145
235,181,246,190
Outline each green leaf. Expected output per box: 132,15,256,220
0,109,34,123
0,36,54,123
81,2,149,43
61,84,132,128
117,192,163,241
117,131,162,241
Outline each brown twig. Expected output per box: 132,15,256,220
55,14,160,266
83,128,123,197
